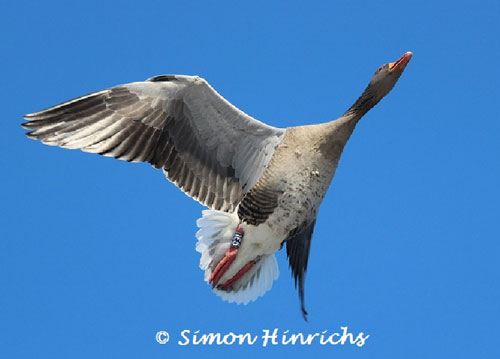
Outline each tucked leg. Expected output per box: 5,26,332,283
209,225,249,289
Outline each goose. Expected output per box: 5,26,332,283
22,51,412,320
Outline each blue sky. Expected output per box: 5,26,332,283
1,0,499,357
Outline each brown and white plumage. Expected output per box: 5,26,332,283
22,52,412,320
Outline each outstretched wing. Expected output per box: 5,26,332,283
286,220,316,321
22,75,285,212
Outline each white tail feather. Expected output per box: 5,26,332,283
195,209,279,304
213,254,279,304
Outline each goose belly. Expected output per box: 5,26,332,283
240,165,333,256
268,167,332,236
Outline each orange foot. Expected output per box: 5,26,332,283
208,225,256,290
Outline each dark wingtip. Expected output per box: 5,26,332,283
301,306,309,322
147,75,177,82
22,111,42,130
21,121,35,129
24,131,37,138
299,281,309,322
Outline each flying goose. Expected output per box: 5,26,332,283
22,52,412,320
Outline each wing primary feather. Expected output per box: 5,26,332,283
24,90,108,120
22,76,285,213
285,220,316,322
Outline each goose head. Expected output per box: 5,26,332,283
345,51,413,117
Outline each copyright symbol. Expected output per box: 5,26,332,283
156,331,170,344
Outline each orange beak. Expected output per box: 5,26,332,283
389,52,413,72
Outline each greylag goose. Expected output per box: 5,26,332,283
22,52,412,320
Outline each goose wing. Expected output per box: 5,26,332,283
286,220,317,321
23,75,285,212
